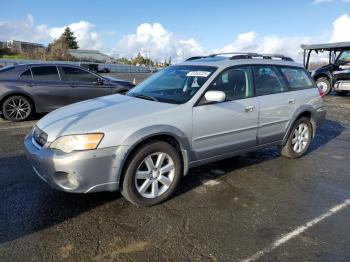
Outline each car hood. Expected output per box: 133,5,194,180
36,94,177,142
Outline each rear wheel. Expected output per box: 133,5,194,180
280,117,313,158
121,141,182,206
335,90,349,96
316,77,331,96
2,95,33,122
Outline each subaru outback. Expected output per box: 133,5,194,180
24,53,326,206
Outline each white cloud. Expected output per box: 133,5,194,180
314,0,350,3
215,31,310,62
0,14,50,43
0,15,102,50
313,0,334,4
49,21,102,50
330,14,350,42
116,23,204,62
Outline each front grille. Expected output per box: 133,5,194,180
33,126,48,147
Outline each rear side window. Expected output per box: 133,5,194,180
280,67,314,90
253,66,288,96
61,67,98,83
32,66,60,81
20,69,33,80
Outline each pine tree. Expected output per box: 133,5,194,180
59,27,79,49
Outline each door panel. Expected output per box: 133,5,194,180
30,66,70,111
59,66,112,104
192,66,258,160
253,65,295,145
69,82,112,104
257,93,296,144
192,98,259,160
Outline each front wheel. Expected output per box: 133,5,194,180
2,95,33,122
121,141,182,206
280,117,313,158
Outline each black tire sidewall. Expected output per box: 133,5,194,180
287,117,313,158
121,141,182,206
2,96,33,122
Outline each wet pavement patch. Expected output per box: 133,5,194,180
0,95,350,261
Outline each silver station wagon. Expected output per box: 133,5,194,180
24,53,326,206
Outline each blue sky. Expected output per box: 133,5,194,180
1,0,350,61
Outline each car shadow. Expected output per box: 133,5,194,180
174,119,344,199
0,120,343,244
0,154,120,244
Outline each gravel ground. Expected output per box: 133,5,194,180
0,94,350,262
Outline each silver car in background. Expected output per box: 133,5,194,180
24,53,326,206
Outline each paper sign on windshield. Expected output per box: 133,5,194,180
186,71,211,77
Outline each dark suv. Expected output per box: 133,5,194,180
0,64,134,121
302,42,350,96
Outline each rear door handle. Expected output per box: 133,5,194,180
26,83,34,87
288,99,296,104
245,105,255,112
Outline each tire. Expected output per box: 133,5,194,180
280,117,313,159
121,141,182,206
335,90,349,96
316,77,331,96
2,95,33,122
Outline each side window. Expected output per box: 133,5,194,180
61,67,98,83
337,50,350,65
253,66,287,96
207,66,253,101
32,66,60,81
20,69,33,80
280,67,314,90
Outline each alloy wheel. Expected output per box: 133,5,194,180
4,97,31,121
134,152,175,198
291,123,310,153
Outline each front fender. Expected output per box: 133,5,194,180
114,125,192,184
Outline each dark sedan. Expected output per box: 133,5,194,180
0,63,135,121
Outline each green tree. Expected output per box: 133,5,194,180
59,27,79,49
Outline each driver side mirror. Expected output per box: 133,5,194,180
204,91,226,103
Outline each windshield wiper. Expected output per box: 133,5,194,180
128,93,159,102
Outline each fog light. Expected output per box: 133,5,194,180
53,171,79,190
67,173,79,188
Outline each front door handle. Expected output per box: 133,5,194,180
288,99,296,104
245,105,255,112
26,83,34,87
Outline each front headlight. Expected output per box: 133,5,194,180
50,133,104,153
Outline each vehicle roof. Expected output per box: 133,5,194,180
10,63,82,68
301,42,350,51
179,55,303,69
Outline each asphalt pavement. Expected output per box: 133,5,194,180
0,94,350,261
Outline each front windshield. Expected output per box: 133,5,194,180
128,65,216,104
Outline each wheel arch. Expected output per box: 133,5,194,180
282,107,316,146
117,125,191,189
0,92,36,113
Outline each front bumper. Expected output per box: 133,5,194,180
24,134,126,193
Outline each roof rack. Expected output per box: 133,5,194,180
186,52,294,62
185,56,208,61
